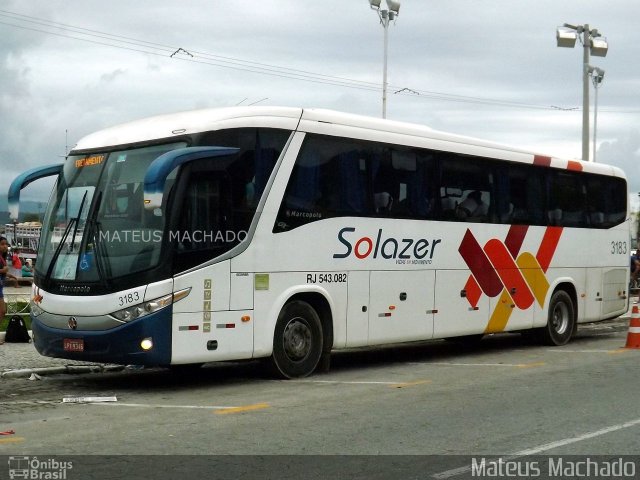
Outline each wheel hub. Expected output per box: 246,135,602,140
552,303,569,335
283,317,312,361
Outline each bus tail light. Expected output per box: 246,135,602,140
110,288,191,322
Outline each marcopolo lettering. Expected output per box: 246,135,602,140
333,227,442,260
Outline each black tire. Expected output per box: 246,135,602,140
270,300,323,379
542,290,575,346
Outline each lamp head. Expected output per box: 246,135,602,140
556,27,577,48
386,0,401,14
590,37,608,57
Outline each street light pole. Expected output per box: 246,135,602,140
556,23,608,162
593,76,599,162
590,67,605,162
382,10,389,119
369,0,400,119
581,24,590,162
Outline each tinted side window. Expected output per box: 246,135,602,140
586,174,627,228
494,164,545,226
548,170,587,227
273,132,627,232
437,154,493,223
196,128,292,209
274,135,437,232
274,136,373,232
173,128,291,272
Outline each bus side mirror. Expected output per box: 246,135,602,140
8,164,64,220
143,146,239,210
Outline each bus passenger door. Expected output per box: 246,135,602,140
433,270,489,338
368,270,435,345
345,271,370,347
583,268,603,321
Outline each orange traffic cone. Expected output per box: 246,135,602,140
625,304,640,349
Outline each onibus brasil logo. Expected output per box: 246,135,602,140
8,456,73,479
458,225,563,333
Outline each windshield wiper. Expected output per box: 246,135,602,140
68,190,89,253
44,217,76,283
85,191,110,288
43,189,89,284
90,218,112,283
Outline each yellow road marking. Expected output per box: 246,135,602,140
0,437,25,444
391,379,432,389
516,361,546,369
214,402,270,415
608,349,631,355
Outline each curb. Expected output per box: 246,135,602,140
1,364,125,379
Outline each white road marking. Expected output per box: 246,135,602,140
546,349,629,353
409,362,530,367
2,400,235,409
432,417,640,479
90,402,235,409
289,379,401,385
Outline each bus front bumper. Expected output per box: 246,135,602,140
31,307,172,366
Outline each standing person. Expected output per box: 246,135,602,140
631,247,640,289
0,237,8,343
11,248,22,288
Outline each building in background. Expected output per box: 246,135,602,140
3,221,41,260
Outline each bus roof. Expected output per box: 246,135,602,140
73,106,303,151
72,106,625,179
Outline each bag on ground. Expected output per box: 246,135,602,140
5,315,31,343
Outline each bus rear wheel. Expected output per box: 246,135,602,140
270,300,323,379
542,290,575,346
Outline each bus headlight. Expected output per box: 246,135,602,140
30,301,44,318
110,288,190,322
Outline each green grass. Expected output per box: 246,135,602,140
1,301,31,332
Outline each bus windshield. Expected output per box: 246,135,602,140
37,143,186,283
36,127,291,290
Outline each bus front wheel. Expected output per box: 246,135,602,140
542,290,575,346
270,300,323,379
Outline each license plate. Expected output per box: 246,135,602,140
63,338,84,352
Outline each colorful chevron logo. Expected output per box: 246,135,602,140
458,225,563,333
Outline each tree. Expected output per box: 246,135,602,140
22,213,40,223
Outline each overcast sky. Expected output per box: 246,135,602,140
1,0,639,210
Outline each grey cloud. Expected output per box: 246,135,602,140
597,129,640,192
100,68,126,83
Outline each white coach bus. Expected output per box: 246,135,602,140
9,107,629,378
